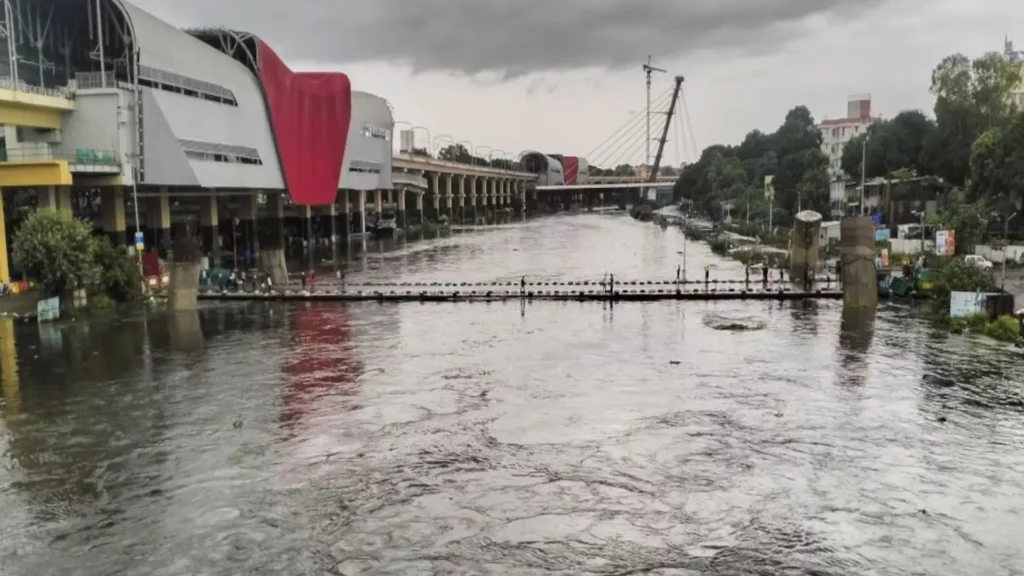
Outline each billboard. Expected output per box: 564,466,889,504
936,230,955,256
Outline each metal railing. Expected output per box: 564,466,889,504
0,146,121,166
0,76,73,99
73,71,119,90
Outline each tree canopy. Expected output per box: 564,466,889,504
12,209,99,297
673,105,830,226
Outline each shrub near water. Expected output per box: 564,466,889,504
12,209,98,297
984,315,1021,343
92,237,142,302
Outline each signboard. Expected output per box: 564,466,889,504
874,228,891,242
36,296,60,322
936,230,955,256
764,175,775,199
950,291,997,319
134,231,145,251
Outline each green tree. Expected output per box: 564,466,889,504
928,52,1022,186
12,209,99,297
926,188,989,254
438,144,487,166
92,236,143,302
708,154,747,219
613,164,636,177
969,110,1024,212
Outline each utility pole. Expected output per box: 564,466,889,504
643,56,666,167
860,136,867,216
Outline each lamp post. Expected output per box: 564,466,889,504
1003,211,1019,291
860,136,868,216
432,135,455,155
475,146,493,167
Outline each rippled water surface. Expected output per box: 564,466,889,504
2,213,1024,575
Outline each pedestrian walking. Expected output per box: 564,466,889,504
762,263,769,288
309,269,316,293
704,265,710,285
300,271,307,291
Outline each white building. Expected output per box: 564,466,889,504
819,95,880,215
1005,38,1024,108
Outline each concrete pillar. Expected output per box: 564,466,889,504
431,173,441,218
339,190,350,240
415,191,424,224
397,187,407,229
0,190,8,283
444,174,454,219
374,189,383,216
101,188,127,246
302,205,315,270
791,212,822,286
329,202,339,265
356,190,366,234
200,195,220,265
156,188,173,256
36,186,73,216
840,217,878,309
467,176,478,222
238,194,257,265
457,175,466,223
257,193,288,286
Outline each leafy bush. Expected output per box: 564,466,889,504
12,209,98,297
931,258,995,310
983,315,1021,342
708,236,731,254
630,203,654,221
965,312,990,332
92,237,142,302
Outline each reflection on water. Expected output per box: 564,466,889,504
1,214,1023,575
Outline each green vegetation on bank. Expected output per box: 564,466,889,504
672,49,1024,244
12,208,142,305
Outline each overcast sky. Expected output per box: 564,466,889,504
132,0,1022,168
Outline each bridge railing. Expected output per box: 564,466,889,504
0,76,74,99
393,152,537,178
0,146,122,168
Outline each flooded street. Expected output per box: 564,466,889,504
2,213,1024,575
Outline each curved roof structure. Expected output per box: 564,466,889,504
117,1,354,205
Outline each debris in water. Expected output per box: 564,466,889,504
703,313,766,332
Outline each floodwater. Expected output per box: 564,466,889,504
2,213,1024,575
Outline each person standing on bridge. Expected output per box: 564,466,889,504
704,265,710,288
521,275,526,296
762,263,769,288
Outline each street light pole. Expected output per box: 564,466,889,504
860,136,867,216
1003,211,1018,290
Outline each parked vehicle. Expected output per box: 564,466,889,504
965,254,993,270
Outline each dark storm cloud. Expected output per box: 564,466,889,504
134,0,887,74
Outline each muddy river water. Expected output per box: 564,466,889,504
2,213,1023,575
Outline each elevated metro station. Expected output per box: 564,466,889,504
0,0,535,286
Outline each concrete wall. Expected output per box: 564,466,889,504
974,244,1024,263
121,2,283,190
340,91,393,191
61,91,120,153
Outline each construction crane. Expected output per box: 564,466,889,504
642,56,666,167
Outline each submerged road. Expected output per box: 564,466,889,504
2,213,1024,575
